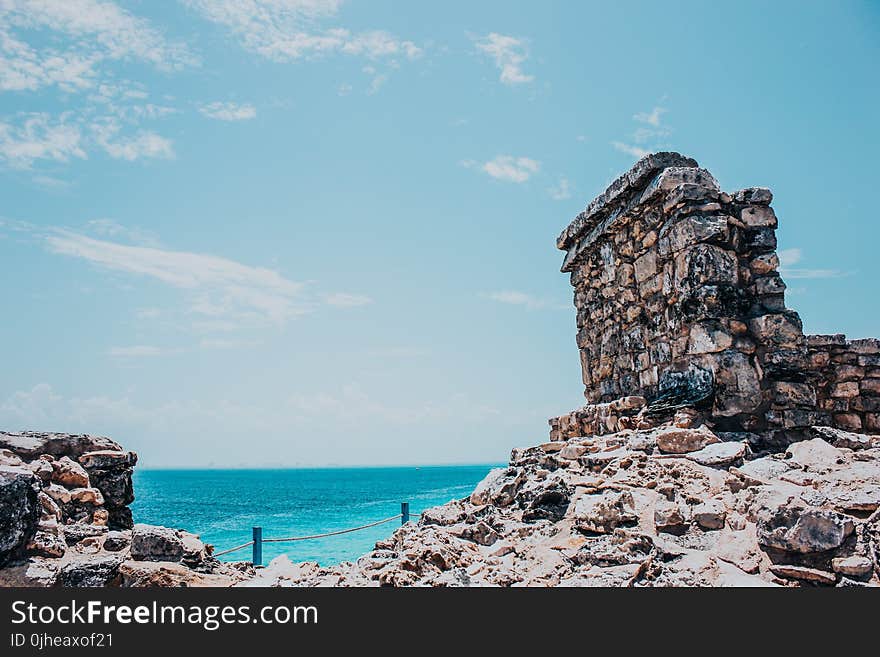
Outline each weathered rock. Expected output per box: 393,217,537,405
129,524,206,564
0,431,122,460
0,465,40,566
770,564,836,585
831,555,873,578
693,499,727,530
785,438,848,473
685,441,747,467
69,487,104,505
63,523,107,545
58,555,123,587
0,557,59,586
656,426,720,454
51,456,90,488
574,490,638,534
469,468,523,507
654,499,690,534
118,560,234,587
102,531,130,552
755,492,854,554
78,450,137,470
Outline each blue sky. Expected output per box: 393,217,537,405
0,1,878,467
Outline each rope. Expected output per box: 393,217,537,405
213,540,254,557
262,514,403,543
214,510,426,556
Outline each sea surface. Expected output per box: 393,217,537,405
131,465,498,566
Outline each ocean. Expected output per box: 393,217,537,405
131,465,497,566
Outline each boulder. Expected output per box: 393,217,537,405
0,465,40,566
754,491,854,554
785,438,849,473
130,524,206,564
69,487,104,505
102,531,130,552
78,450,137,470
655,426,720,454
831,555,873,578
0,431,122,460
685,441,747,467
573,490,638,534
769,564,836,585
51,456,90,488
469,468,523,507
63,523,107,545
118,560,233,587
693,499,727,530
0,557,59,587
654,499,689,534
58,555,123,587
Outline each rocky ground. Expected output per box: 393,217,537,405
0,431,252,587
3,411,879,587
246,406,880,587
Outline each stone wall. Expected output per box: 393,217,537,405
551,152,878,442
806,335,880,433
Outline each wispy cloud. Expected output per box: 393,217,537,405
86,219,158,246
91,119,174,160
484,290,565,310
548,176,572,200
612,141,650,158
44,230,311,326
0,113,175,168
28,227,371,331
0,0,195,93
199,101,257,121
613,104,671,159
465,155,540,183
107,345,167,357
184,0,421,62
0,113,86,168
778,247,849,279
634,106,666,127
474,33,533,85
324,293,373,308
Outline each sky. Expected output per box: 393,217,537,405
0,1,878,468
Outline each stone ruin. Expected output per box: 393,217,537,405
550,152,879,448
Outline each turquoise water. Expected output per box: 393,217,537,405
131,465,496,566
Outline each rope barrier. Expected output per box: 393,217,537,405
262,513,403,543
214,509,425,558
213,540,254,557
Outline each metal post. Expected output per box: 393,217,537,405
252,526,262,566
401,502,410,525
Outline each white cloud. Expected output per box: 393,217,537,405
199,101,257,121
184,0,420,62
324,292,373,308
548,177,572,200
199,337,258,350
613,105,671,159
634,106,666,127
777,247,848,279
0,0,195,93
92,120,174,160
86,219,158,245
107,345,166,357
474,33,533,85
777,248,802,267
44,230,312,326
0,113,85,168
485,290,563,310
474,155,540,183
612,141,650,159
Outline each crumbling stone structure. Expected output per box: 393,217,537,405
550,152,879,444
